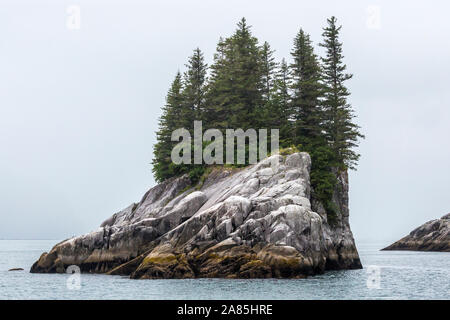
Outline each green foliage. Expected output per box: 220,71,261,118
181,48,208,130
188,165,206,185
153,49,208,183
306,143,339,222
290,29,325,147
262,58,293,148
320,16,364,170
151,17,363,221
205,18,263,132
278,146,300,156
289,28,342,222
259,41,278,106
152,72,184,183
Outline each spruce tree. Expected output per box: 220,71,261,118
152,72,184,182
206,18,263,131
290,29,338,222
259,41,277,104
264,58,292,147
290,29,324,148
150,17,364,198
181,48,208,131
320,16,364,170
203,37,230,130
230,18,263,130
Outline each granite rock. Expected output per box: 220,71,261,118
31,152,362,278
383,213,450,252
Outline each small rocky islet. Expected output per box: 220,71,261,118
31,152,362,279
383,213,450,252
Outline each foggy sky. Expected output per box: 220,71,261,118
1,0,449,245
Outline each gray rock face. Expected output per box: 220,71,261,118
31,152,362,278
383,213,450,252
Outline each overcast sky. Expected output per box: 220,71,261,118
1,0,449,245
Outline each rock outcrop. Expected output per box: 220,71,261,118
383,213,450,252
31,152,362,278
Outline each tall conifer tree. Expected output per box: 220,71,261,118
290,29,324,148
264,58,292,147
206,18,263,131
151,16,364,202
181,48,208,131
320,17,363,169
204,37,229,130
259,41,277,104
290,29,338,221
152,72,184,182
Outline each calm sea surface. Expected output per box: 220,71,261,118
0,240,448,300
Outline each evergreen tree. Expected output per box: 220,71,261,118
264,58,292,147
206,18,263,131
152,72,184,182
150,17,364,200
203,37,230,130
320,16,364,169
181,48,208,131
276,59,291,111
290,29,338,222
259,41,277,104
290,29,324,148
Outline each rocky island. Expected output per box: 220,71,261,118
31,152,362,278
383,213,450,252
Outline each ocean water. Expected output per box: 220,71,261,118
0,240,448,300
